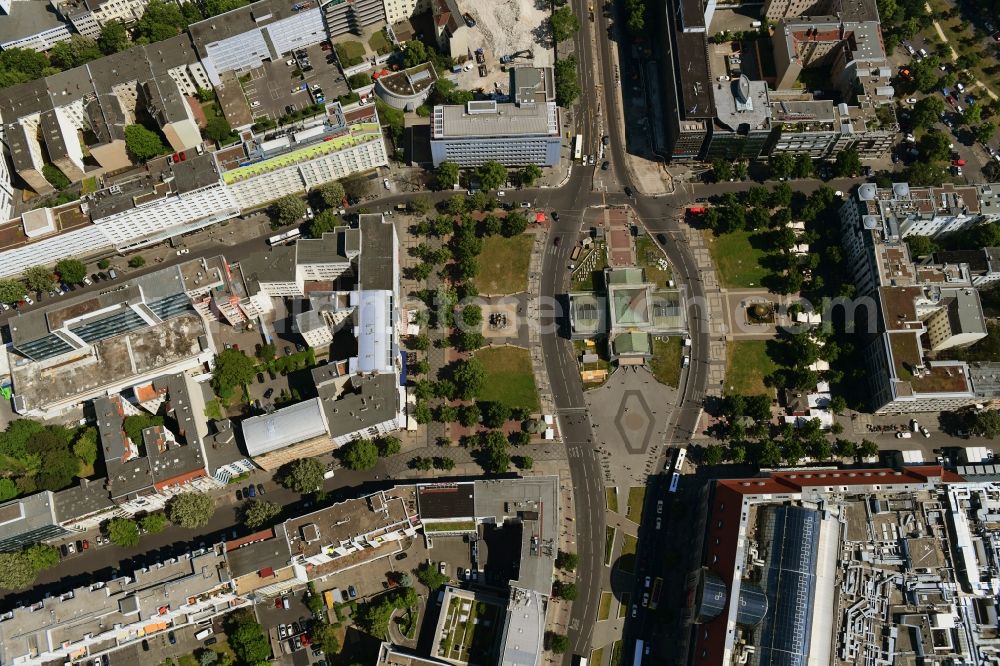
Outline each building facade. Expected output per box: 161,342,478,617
430,100,561,167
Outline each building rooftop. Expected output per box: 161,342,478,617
0,491,61,553
319,373,399,439
240,397,329,457
417,482,476,520
296,230,354,266
712,76,771,133
188,0,308,55
376,62,437,98
432,101,559,139
52,478,115,526
509,66,555,105
225,527,292,578
0,0,68,46
240,245,297,291
283,489,412,560
357,214,396,292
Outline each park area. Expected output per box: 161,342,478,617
725,340,777,395
703,230,768,289
473,347,539,411
649,336,683,387
473,234,533,294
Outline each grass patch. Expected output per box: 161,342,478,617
474,347,540,411
334,40,366,66
597,592,613,621
204,399,224,421
611,639,624,666
591,646,605,666
368,30,392,55
621,533,637,558
474,234,533,294
571,242,608,291
626,486,645,523
81,176,98,194
605,486,619,512
604,526,616,566
703,229,768,289
425,520,476,532
636,236,672,286
649,336,683,387
617,595,628,619
725,340,777,396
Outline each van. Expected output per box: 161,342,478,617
195,628,213,641
108,269,118,280
682,355,690,368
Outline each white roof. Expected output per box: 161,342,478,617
350,289,393,374
240,397,329,456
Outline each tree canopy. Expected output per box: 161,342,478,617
225,608,271,664
554,56,580,106
243,500,282,529
278,458,324,494
317,181,346,209
124,124,166,161
49,36,102,70
203,115,233,144
451,358,486,400
0,279,23,304
434,162,460,190
270,194,306,227
108,517,141,547
550,6,580,42
98,21,130,54
23,266,54,293
343,439,379,471
55,259,87,285
211,349,256,398
167,492,215,529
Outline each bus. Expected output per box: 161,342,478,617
574,134,583,162
633,640,644,666
649,577,663,610
674,446,687,473
575,657,588,666
268,229,301,246
668,472,681,493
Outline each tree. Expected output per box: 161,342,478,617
409,195,432,214
198,650,219,666
225,609,271,665
792,153,813,179
135,0,188,42
434,456,455,471
554,581,577,600
270,194,306,227
401,38,428,67
833,148,862,177
243,499,282,529
124,124,165,161
203,115,233,144
309,209,343,237
0,479,16,502
415,561,449,589
547,632,569,654
702,444,724,466
520,164,543,187
858,439,879,459
977,122,997,144
461,304,483,329
911,95,945,130
342,175,371,201
278,458,324,494
311,622,341,655
377,436,402,457
98,20,130,54
317,181,346,209
411,334,430,351
550,6,580,41
554,56,580,106
343,439,379,471
411,456,433,471
49,35,102,69
23,266,53,293
515,455,534,469
829,395,847,415
502,212,529,237
107,517,141,547
0,552,36,590
21,543,59,572
556,551,578,572
452,358,486,400
446,193,467,215
769,153,794,180
477,160,507,191
0,279,23,304
435,161,460,190
140,512,167,534
459,403,481,427
970,410,1000,438
127,255,146,268
167,492,216,529
211,349,256,398
435,404,458,423
483,434,510,473
906,234,937,257
55,259,86,285
481,401,511,428
413,401,432,424
917,132,951,162
457,331,485,351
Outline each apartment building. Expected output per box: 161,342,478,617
936,247,1000,287
841,183,991,413
218,103,389,210
0,491,69,552
189,0,328,85
382,0,428,24
323,0,386,40
430,0,469,59
54,0,149,39
430,99,561,167
0,0,74,52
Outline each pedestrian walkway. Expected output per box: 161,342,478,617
527,233,556,415
926,3,999,100
680,226,727,399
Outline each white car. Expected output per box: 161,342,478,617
644,576,651,588
717,75,729,82
896,431,912,439
956,82,966,92
906,97,917,104
251,100,261,108
83,276,92,286
439,561,447,575
834,190,843,197
656,499,663,515
22,295,33,305
497,190,506,197
383,178,391,190
642,592,650,607
286,59,296,66
655,517,662,530
175,248,190,255
278,624,287,639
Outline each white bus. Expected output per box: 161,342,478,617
674,446,687,473
268,229,301,246
195,628,213,640
576,657,588,666
574,134,583,162
633,640,644,666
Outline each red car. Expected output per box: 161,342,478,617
952,158,967,166
82,539,89,550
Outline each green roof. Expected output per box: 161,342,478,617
613,332,650,354
606,268,645,285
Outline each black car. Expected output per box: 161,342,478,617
204,637,218,646
295,343,305,352
76,540,83,553
463,11,475,27
292,621,301,635
657,233,668,244
255,343,262,355
602,135,610,145
395,552,408,560
236,488,243,501
624,186,634,197
91,273,101,282
257,483,265,495
168,631,176,645
142,640,150,652
264,388,274,399
257,372,265,384
551,212,559,221
601,161,609,170
268,370,277,381
284,346,292,356
553,236,561,246
60,544,69,557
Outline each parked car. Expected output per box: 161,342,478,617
348,585,357,599
463,12,475,26
82,539,89,550
656,499,663,514
168,631,176,645
257,372,265,384
283,596,291,609
60,544,69,557
644,576,651,588
76,540,83,553
264,388,274,399
395,552,408,560
141,640,150,652
292,621,300,635
257,483,265,495
236,488,243,501
279,624,288,639
204,637,218,646
247,484,256,498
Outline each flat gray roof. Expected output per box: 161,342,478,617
188,0,302,54
319,373,398,439
433,101,558,139
53,478,115,524
0,0,67,45
0,491,61,553
241,245,297,290
357,214,396,291
240,397,329,457
510,66,554,105
296,230,352,266
226,525,293,578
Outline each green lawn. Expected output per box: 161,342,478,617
597,592,613,621
474,234,533,294
605,486,619,512
636,236,672,286
368,30,392,55
591,646,605,666
626,486,645,523
604,526,616,566
725,340,777,395
335,40,366,62
611,638,624,666
619,534,637,572
474,347,540,411
704,229,768,289
649,337,683,387
571,242,607,291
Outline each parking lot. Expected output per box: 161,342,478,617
241,42,350,124
105,618,228,666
